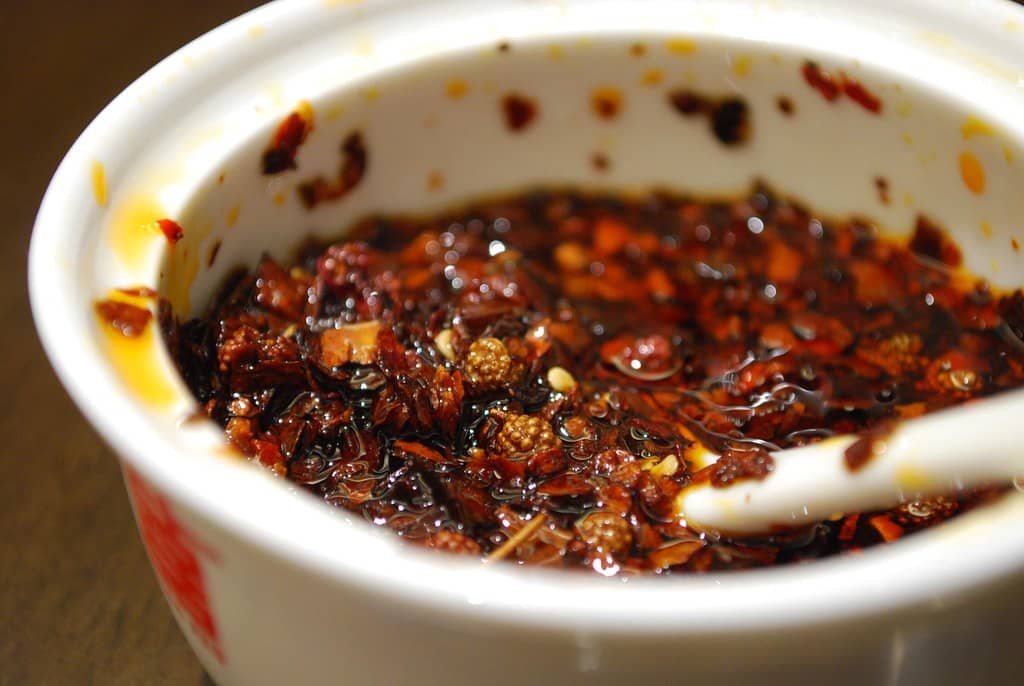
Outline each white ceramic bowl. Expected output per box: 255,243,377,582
30,0,1024,683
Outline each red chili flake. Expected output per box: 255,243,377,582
693,449,775,488
115,286,157,298
298,131,368,209
840,73,882,114
667,90,750,146
868,514,904,542
590,88,623,120
909,214,963,267
95,298,152,337
593,217,631,256
843,423,893,471
207,239,222,267
591,152,610,172
710,98,750,145
501,93,538,132
801,60,840,102
1012,238,1020,252
874,176,890,205
668,89,710,116
776,95,795,116
262,110,312,174
537,473,592,497
837,514,860,542
156,218,184,245
392,440,448,464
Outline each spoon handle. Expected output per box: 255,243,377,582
676,397,1024,535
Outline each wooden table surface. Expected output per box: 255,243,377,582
0,2,263,683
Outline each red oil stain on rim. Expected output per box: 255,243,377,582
125,465,225,664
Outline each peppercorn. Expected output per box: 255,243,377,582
496,413,559,456
893,496,958,527
858,332,923,375
925,353,982,397
427,529,482,555
462,337,515,393
575,511,633,556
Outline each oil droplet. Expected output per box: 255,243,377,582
273,191,286,206
666,38,698,55
226,204,240,227
446,79,469,99
185,124,224,150
163,214,212,316
961,116,994,139
896,464,931,490
354,36,374,56
362,87,380,103
91,160,108,208
427,170,445,191
920,30,953,48
640,68,663,86
981,221,993,237
325,103,345,121
247,24,265,39
109,193,165,269
546,44,564,60
906,501,936,518
1004,145,1014,165
731,54,752,78
590,87,623,120
901,132,913,146
96,291,179,408
958,151,986,194
296,99,314,126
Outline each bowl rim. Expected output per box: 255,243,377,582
29,0,1024,634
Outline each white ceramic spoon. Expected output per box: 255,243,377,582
675,397,1024,535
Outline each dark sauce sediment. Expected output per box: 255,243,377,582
164,187,1024,574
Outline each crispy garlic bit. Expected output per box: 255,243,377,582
319,320,381,366
546,366,577,392
434,328,456,361
648,454,680,478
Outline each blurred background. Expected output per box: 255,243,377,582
1,2,262,683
